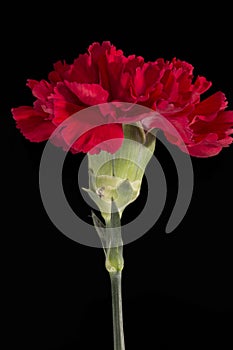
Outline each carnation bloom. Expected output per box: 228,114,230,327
12,41,233,156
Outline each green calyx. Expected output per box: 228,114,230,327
83,124,156,222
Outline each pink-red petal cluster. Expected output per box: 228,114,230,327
12,41,233,156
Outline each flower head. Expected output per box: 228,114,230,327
12,41,233,156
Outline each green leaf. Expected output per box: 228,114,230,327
91,211,107,254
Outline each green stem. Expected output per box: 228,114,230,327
110,271,125,350
91,199,125,349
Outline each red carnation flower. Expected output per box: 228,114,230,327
12,41,233,156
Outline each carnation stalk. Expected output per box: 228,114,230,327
110,271,125,350
86,124,156,349
91,176,125,350
106,200,125,350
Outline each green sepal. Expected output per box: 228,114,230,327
91,201,124,272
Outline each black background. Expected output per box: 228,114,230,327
2,3,233,349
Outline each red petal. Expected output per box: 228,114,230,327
12,106,55,142
190,92,227,121
71,123,124,154
88,41,125,95
193,76,212,95
187,134,224,157
48,60,71,83
27,79,53,101
65,82,109,105
51,83,84,125
215,110,233,124
69,53,98,83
